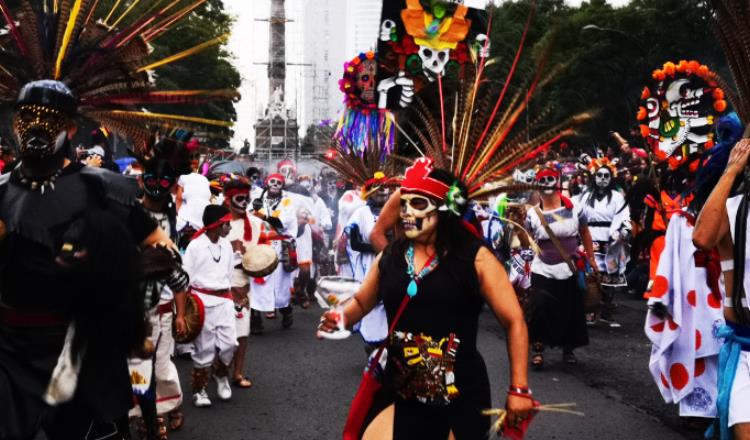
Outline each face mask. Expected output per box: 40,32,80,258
13,105,69,162
143,173,175,200
595,169,612,189
537,175,558,195
400,194,438,240
299,180,312,191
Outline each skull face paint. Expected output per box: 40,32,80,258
13,105,70,161
400,193,438,240
357,59,377,103
267,177,284,197
536,174,558,195
594,168,612,189
230,192,250,213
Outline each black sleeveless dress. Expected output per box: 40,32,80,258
365,239,491,439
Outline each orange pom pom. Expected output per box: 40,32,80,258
637,106,647,121
366,51,375,60
714,100,727,112
653,70,666,81
698,65,709,76
640,124,650,138
663,61,676,76
641,87,651,99
688,60,700,72
713,88,725,100
676,60,688,72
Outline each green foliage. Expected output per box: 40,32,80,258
486,0,722,150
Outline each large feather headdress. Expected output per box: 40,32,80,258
0,0,237,153
401,4,593,201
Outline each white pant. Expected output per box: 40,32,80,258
251,264,293,311
129,307,183,416
190,300,238,368
730,351,750,427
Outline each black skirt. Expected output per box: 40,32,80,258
526,273,589,349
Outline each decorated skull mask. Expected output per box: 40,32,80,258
357,59,377,103
536,170,559,195
400,193,439,239
418,46,450,81
266,175,285,197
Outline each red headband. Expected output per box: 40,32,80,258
265,173,285,186
191,213,233,240
400,158,450,200
535,168,559,180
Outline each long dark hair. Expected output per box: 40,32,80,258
732,172,750,326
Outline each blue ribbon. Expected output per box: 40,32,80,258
705,323,750,440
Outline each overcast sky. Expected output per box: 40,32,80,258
223,0,630,149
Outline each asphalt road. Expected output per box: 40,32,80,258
168,296,694,440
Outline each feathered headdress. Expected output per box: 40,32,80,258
0,0,237,153
401,3,592,202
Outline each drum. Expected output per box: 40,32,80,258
242,244,279,278
173,292,205,343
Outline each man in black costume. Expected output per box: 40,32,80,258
0,80,172,439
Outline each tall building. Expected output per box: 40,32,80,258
345,0,382,56
301,0,381,153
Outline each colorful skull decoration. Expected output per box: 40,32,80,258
637,60,727,170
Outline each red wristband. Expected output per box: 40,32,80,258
507,390,535,400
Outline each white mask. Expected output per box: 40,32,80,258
536,174,558,195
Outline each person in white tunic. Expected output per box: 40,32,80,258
250,173,298,331
346,182,391,348
574,158,631,326
182,205,237,408
223,177,268,389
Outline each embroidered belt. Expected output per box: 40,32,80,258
0,306,69,327
189,286,231,299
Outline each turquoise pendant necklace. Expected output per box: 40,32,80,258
405,243,440,298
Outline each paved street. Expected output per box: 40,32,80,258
169,295,696,440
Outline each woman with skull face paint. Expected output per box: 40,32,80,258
319,158,532,439
574,159,631,327
522,167,596,368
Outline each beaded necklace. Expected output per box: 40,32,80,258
405,242,440,298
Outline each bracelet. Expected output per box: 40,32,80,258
508,385,532,397
507,390,535,400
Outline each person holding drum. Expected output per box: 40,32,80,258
222,176,270,389
182,205,238,408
